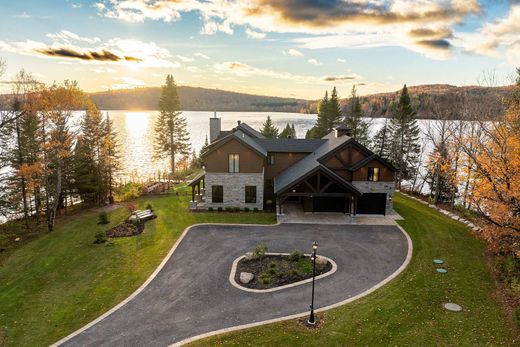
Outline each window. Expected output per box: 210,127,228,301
245,186,257,203
267,153,275,166
368,167,380,182
228,154,240,173
212,185,223,203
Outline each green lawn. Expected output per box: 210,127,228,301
0,193,276,347
188,193,519,346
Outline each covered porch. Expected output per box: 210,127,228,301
275,167,361,215
188,172,206,210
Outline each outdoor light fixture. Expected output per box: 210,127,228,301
308,241,318,325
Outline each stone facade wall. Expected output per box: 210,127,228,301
205,172,264,210
352,181,395,214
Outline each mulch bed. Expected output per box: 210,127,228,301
235,254,332,290
106,222,144,238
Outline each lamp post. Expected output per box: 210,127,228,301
308,241,318,325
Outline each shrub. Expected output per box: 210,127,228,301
253,243,268,258
253,207,259,213
146,203,153,211
259,272,271,285
114,182,142,202
269,262,277,268
126,203,137,214
225,206,233,212
97,212,109,225
269,268,277,275
515,307,520,328
208,207,214,212
232,206,240,212
217,207,223,212
93,231,107,244
244,207,250,212
289,250,304,261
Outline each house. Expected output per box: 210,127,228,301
189,116,397,215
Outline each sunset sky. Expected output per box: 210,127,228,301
0,0,519,99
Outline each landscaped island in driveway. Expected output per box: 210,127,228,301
56,223,409,347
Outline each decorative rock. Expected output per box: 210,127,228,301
240,272,254,284
14,237,20,242
315,256,328,265
444,303,462,312
436,268,448,273
244,252,254,260
433,259,444,264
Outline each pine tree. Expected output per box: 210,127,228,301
102,112,119,203
279,123,297,138
154,75,191,178
344,85,370,147
307,91,330,138
371,119,391,158
388,84,421,189
260,115,279,138
198,135,210,168
328,87,343,130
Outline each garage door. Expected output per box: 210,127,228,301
356,193,386,215
313,197,347,212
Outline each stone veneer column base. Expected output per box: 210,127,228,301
352,181,395,215
205,173,264,210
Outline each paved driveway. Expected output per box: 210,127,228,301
58,223,410,347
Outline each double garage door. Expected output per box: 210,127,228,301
356,193,387,215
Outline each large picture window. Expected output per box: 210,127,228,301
212,185,223,203
367,167,380,182
245,186,257,203
228,154,240,173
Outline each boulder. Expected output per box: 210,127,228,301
240,272,254,284
315,256,328,265
244,252,254,260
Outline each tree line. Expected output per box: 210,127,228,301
0,62,120,232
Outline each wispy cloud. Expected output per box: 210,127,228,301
307,58,322,66
194,52,210,59
111,76,146,89
47,30,101,44
245,28,266,40
337,58,346,63
177,55,194,62
287,48,303,57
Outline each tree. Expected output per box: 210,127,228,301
154,75,191,178
279,123,297,138
388,85,421,189
463,69,520,258
327,87,343,131
372,119,391,158
307,90,330,138
197,135,210,168
344,85,370,147
102,112,119,203
260,115,279,138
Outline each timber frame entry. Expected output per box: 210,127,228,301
276,167,361,215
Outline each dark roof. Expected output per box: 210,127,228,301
237,123,265,139
349,154,398,171
206,130,267,157
253,138,326,153
188,171,205,187
335,124,350,130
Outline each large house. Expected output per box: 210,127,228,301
189,116,397,215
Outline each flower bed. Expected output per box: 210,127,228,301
105,222,144,238
235,252,332,290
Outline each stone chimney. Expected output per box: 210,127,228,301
335,125,352,138
209,112,221,143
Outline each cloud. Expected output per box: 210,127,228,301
0,37,176,67
94,0,481,60
287,48,303,56
111,76,146,89
337,58,346,63
177,55,194,62
245,28,266,39
14,12,32,19
323,75,356,82
307,58,323,66
47,30,101,44
414,39,451,50
194,52,209,59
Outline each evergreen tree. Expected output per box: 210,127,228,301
279,123,297,138
73,137,98,205
388,84,421,189
260,115,279,138
307,90,330,138
153,75,191,177
371,119,391,158
102,112,119,203
344,85,370,147
198,135,210,168
327,87,343,130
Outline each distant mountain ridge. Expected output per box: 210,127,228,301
88,86,311,113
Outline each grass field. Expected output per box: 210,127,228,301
0,193,276,346
187,193,519,346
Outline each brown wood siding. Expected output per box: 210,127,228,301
264,152,307,179
204,138,264,173
323,145,368,169
352,159,395,181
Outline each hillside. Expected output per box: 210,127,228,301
88,86,311,112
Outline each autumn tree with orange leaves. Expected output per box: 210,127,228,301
463,69,520,259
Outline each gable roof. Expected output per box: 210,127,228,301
206,130,267,157
253,138,326,153
349,154,398,171
237,123,265,139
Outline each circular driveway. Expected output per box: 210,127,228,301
57,223,410,347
